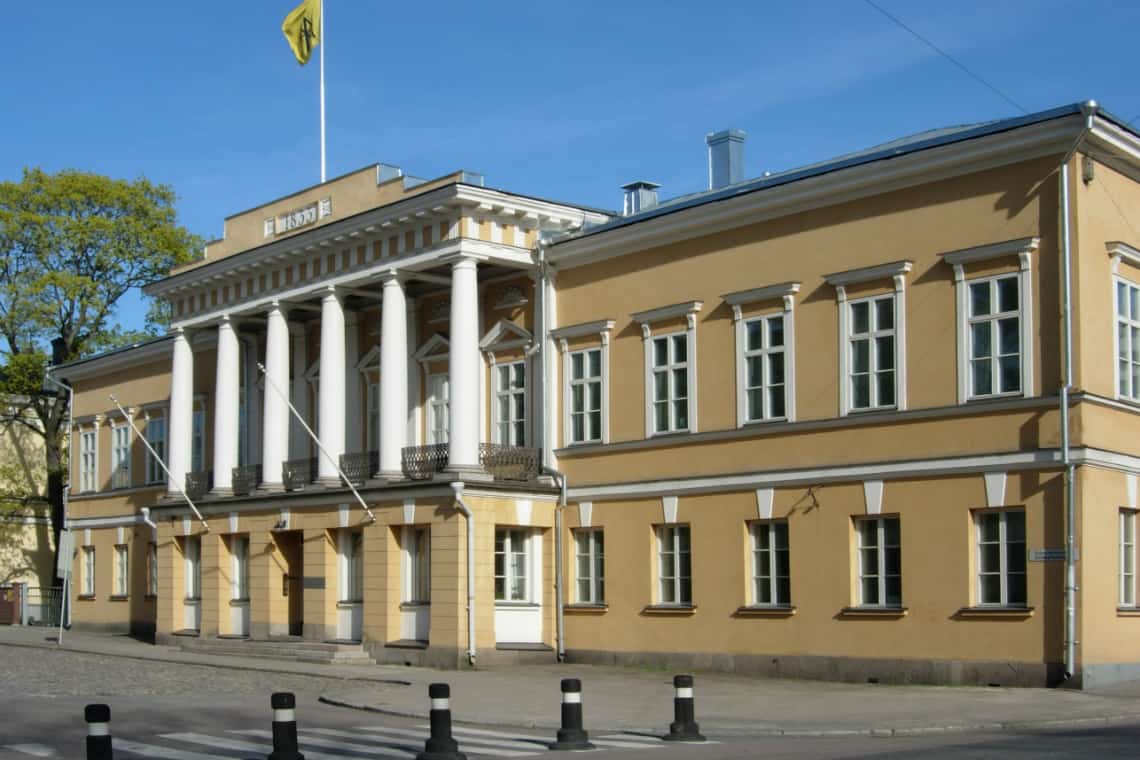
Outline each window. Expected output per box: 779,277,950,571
145,417,166,485
183,537,201,600
81,546,95,596
751,522,790,606
568,349,603,444
79,430,97,493
111,424,131,489
147,542,158,597
657,525,692,605
494,361,527,445
402,527,430,603
426,374,449,445
848,296,896,411
856,517,901,607
968,275,1021,398
114,545,129,597
743,315,787,421
573,529,605,604
1123,510,1137,607
231,536,249,601
976,510,1026,606
366,381,380,452
1116,279,1140,401
494,528,529,602
191,410,206,472
651,333,690,433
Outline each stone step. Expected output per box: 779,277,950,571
175,638,373,665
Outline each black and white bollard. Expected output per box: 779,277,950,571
415,683,467,760
549,678,595,750
662,674,705,742
267,692,305,760
85,704,113,760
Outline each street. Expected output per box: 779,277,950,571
4,644,1140,758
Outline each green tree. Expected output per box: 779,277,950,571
0,168,200,575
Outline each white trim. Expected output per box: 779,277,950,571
561,342,609,446
515,498,533,526
941,237,1040,267
838,288,903,415
984,472,1007,507
491,357,529,446
1108,241,1140,274
823,260,913,288
338,503,350,528
67,513,149,530
734,295,795,426
403,498,416,524
862,480,883,515
1128,473,1138,510
228,512,238,534
630,300,703,326
722,282,801,310
662,495,679,523
756,488,773,520
641,311,699,436
550,319,616,342
479,318,533,353
577,501,593,528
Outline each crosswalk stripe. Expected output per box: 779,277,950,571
337,727,540,755
598,734,665,742
430,724,663,750
1,745,56,757
235,729,416,758
117,739,245,760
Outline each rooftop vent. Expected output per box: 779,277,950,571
622,180,661,216
706,128,746,190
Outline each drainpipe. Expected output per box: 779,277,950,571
1059,99,1097,682
140,507,158,531
543,467,569,662
450,482,477,666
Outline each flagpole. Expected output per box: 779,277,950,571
319,0,326,182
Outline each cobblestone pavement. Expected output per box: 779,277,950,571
1,645,352,699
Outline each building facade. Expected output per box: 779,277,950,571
54,102,1140,687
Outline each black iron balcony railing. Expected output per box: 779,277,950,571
283,457,318,491
231,464,262,496
480,443,541,481
185,470,212,500
401,443,449,481
340,451,378,484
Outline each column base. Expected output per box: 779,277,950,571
376,470,406,483
315,476,342,488
258,482,287,494
441,466,492,482
210,487,234,497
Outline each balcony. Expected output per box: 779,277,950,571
185,470,212,501
232,464,262,496
283,457,318,491
339,451,379,485
399,443,541,482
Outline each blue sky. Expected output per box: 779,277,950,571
8,0,1140,334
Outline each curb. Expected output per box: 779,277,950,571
0,638,412,686
318,693,1140,738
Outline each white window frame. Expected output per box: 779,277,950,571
491,358,528,446
401,526,430,604
846,294,898,412
825,262,911,416
231,535,249,601
750,521,791,607
191,408,206,473
79,428,98,494
725,283,799,426
110,421,131,489
82,546,96,596
494,528,535,603
1122,509,1137,607
145,416,167,485
964,274,1023,400
944,237,1037,404
114,544,129,597
426,373,449,445
975,509,1027,607
183,537,201,600
855,516,902,608
553,320,615,447
147,541,158,597
632,302,702,438
1111,245,1140,403
656,524,692,606
338,529,364,603
573,528,605,604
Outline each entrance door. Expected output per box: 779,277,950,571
336,529,363,642
276,531,304,637
230,536,250,637
400,526,430,641
493,528,542,644
183,537,201,632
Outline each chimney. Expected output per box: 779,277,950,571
622,180,661,216
706,129,746,190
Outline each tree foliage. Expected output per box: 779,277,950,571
0,167,200,574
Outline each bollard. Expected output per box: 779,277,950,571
549,678,595,750
85,704,113,760
415,683,467,760
267,692,305,760
662,674,705,742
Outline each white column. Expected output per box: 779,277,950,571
262,302,290,490
344,313,362,453
212,316,241,494
289,324,309,459
167,327,194,498
447,256,481,472
379,272,407,478
318,286,346,482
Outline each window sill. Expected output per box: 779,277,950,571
399,601,430,610
229,598,250,607
966,392,1025,404
647,429,692,440
740,417,788,428
108,595,129,602
385,638,428,649
184,596,201,603
564,603,608,614
838,606,908,619
734,605,796,618
76,594,95,601
954,606,1034,619
641,604,697,616
495,601,540,609
845,406,898,416
337,600,363,609
1118,607,1140,617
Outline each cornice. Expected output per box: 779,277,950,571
941,237,1039,267
823,260,913,288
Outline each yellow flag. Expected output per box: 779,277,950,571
282,0,321,65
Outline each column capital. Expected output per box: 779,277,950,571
379,268,407,285
441,252,486,269
321,284,341,302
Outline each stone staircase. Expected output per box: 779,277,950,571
175,636,374,665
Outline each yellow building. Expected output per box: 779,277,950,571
53,102,1140,687
1,397,54,601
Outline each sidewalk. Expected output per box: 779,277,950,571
5,625,1140,737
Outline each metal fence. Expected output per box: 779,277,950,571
24,585,63,627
